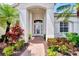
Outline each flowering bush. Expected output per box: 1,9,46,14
6,23,24,43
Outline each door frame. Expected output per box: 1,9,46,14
33,20,44,36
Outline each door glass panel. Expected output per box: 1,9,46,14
34,21,43,35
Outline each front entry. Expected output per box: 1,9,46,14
33,20,43,36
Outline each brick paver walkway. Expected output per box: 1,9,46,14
21,36,47,56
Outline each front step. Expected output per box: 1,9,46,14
29,36,45,43
32,35,46,40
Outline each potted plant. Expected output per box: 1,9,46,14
44,34,46,40
28,33,32,40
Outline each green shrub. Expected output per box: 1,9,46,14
48,49,58,56
48,44,69,56
66,32,79,45
28,33,32,40
3,46,13,56
48,45,59,56
48,45,59,51
15,39,25,50
20,40,25,47
58,45,68,53
11,45,16,50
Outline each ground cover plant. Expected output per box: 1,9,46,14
47,35,79,56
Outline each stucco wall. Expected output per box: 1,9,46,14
46,9,54,36
54,14,79,37
15,3,54,42
46,5,54,41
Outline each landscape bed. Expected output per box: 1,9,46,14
47,33,79,56
0,43,29,56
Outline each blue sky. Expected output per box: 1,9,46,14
54,3,76,13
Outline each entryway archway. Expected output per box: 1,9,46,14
28,7,46,37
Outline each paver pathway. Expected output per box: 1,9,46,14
21,36,47,56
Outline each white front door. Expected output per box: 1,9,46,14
33,21,43,36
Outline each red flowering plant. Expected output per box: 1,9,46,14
6,22,24,43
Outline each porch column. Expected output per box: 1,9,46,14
46,7,54,41
43,14,46,35
29,12,32,35
19,7,29,43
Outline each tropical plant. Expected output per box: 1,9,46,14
66,32,79,46
15,39,25,50
0,4,19,42
0,4,19,30
48,48,58,56
48,45,59,51
47,38,57,46
56,3,79,22
28,33,32,40
58,45,68,53
48,45,59,56
6,22,24,42
3,46,14,56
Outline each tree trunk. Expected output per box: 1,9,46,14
3,21,11,43
77,7,79,16
5,21,11,34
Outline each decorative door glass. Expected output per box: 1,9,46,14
34,20,43,35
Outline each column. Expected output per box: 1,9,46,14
19,7,29,43
29,12,32,35
43,13,46,35
46,7,54,41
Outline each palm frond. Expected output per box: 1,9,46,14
56,4,71,12
0,4,19,29
56,4,75,22
57,7,72,19
0,17,7,29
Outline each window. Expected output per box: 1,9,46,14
60,22,68,32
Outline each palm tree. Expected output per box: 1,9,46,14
0,4,19,42
56,3,79,22
0,4,19,33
